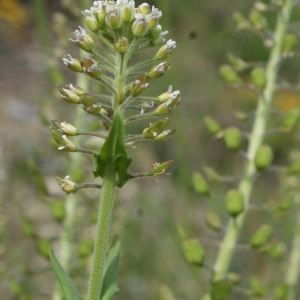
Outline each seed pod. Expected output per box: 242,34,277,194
251,67,266,89
254,145,273,171
219,65,240,85
182,238,205,266
204,116,222,135
250,224,272,249
282,108,300,132
250,276,268,297
232,11,250,31
277,195,294,212
192,172,210,196
227,53,248,72
225,189,244,218
275,283,288,300
224,127,242,152
203,166,221,182
205,211,222,232
286,160,300,174
51,200,66,222
249,9,267,31
282,34,297,57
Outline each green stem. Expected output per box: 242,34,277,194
286,204,300,300
87,168,117,300
212,0,293,282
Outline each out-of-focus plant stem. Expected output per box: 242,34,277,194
212,0,293,283
286,203,300,300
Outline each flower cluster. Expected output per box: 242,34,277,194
51,0,180,192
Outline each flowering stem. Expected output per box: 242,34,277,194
212,0,293,283
87,168,117,300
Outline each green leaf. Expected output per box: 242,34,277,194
101,235,121,300
49,248,83,300
93,109,131,188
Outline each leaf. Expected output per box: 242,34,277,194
93,109,131,188
101,235,121,300
49,248,83,300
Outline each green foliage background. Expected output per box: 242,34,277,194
1,0,300,299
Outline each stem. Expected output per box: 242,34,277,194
286,204,300,300
87,168,117,300
212,0,293,282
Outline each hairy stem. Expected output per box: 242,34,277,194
87,168,117,300
212,0,293,282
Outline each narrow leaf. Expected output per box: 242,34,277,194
101,235,121,300
93,109,131,187
49,248,83,300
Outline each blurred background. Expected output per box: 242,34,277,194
1,0,300,299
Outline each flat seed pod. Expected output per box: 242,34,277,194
255,145,273,171
224,127,242,152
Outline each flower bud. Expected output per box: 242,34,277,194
62,54,83,73
250,224,272,249
137,3,150,15
224,127,242,152
143,118,169,139
81,58,102,79
182,238,205,266
130,74,151,96
56,175,79,193
122,1,135,22
204,116,222,135
225,189,244,218
254,144,273,171
192,172,210,197
148,160,173,176
220,65,240,85
251,67,266,89
156,87,180,103
115,36,129,54
70,26,94,52
155,39,177,60
148,62,170,79
50,128,77,152
52,120,78,136
82,9,100,32
132,13,148,37
57,84,83,104
154,93,181,115
106,7,122,30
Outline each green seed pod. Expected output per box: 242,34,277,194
282,108,300,132
205,211,222,232
250,276,268,297
286,160,300,174
219,65,240,85
251,67,266,89
192,172,210,196
225,189,244,218
224,127,242,152
281,34,297,57
250,224,273,249
249,9,267,31
203,166,221,182
51,200,66,222
232,11,250,31
277,195,294,212
269,242,286,259
22,218,36,238
204,116,222,135
227,53,248,72
254,145,273,171
210,280,232,300
182,238,205,266
78,238,94,258
36,238,51,259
